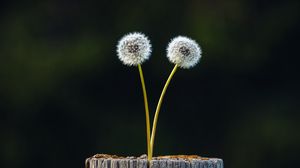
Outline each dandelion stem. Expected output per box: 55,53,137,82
138,64,152,161
150,64,178,157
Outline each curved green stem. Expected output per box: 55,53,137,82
138,64,152,161
150,64,178,157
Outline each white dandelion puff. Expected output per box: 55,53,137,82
167,36,202,68
117,32,152,66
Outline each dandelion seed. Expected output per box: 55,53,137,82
117,32,152,66
167,36,202,68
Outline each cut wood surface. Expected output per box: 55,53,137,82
86,154,223,168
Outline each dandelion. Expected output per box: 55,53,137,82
167,36,202,69
150,36,202,157
117,32,152,161
117,32,152,66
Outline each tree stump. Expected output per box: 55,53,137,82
85,154,223,168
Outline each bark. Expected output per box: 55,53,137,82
86,155,223,168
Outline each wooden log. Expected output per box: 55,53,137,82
85,154,223,168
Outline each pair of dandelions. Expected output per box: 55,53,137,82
117,32,202,161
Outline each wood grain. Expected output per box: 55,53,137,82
86,155,223,168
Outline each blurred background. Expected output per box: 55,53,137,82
1,0,300,168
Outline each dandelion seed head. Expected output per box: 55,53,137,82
117,32,152,66
167,36,202,68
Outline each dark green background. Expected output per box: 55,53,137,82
1,0,299,168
